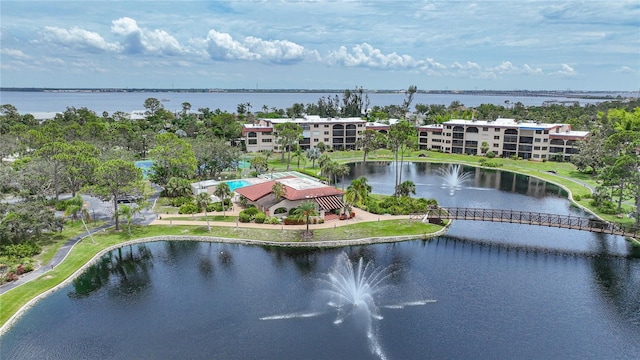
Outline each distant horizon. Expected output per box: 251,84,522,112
2,87,635,95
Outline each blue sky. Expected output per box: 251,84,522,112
1,0,639,90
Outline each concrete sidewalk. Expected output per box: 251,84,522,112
151,208,413,230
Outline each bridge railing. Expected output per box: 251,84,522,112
419,207,640,238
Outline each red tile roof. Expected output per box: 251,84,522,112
234,176,344,202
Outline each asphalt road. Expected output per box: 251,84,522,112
0,185,161,295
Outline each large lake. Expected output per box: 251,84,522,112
1,90,609,116
1,163,639,359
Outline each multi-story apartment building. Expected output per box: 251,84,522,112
242,115,367,152
417,118,589,161
242,116,588,161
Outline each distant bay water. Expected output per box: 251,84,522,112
0,90,617,117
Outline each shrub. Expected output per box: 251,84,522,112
486,151,496,158
170,196,194,207
270,217,280,225
178,203,199,214
238,212,252,223
284,217,304,225
0,242,42,259
573,194,582,201
243,207,260,216
255,212,266,223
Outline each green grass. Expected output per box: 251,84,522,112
161,215,238,222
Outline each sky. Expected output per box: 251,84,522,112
1,0,639,91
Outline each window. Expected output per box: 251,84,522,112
483,127,489,131
493,143,499,148
324,125,330,128
248,139,257,145
534,146,540,150
324,138,329,142
314,139,319,142
494,136,500,140
534,138,541,142
536,130,542,134
262,138,272,143
314,124,319,128
495,128,500,132
324,131,329,135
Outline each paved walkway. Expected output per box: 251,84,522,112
0,185,163,295
151,208,412,230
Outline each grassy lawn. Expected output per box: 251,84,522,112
161,215,238,222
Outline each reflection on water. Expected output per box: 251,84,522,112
69,244,153,298
2,240,639,359
2,163,639,359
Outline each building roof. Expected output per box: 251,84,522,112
549,131,590,140
234,176,344,203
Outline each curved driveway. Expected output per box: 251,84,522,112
0,185,161,295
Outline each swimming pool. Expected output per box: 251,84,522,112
225,179,250,192
134,160,154,178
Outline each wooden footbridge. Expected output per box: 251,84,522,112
412,207,639,238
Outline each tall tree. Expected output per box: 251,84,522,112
196,192,212,232
214,182,231,218
387,120,415,195
90,159,144,231
149,132,197,187
356,129,385,163
274,122,303,170
305,147,322,168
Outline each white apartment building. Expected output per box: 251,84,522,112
242,115,367,152
417,118,589,161
242,116,589,161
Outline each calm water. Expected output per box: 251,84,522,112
0,91,606,115
1,164,639,359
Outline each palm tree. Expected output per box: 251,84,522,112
272,181,286,202
196,192,212,232
165,177,191,198
293,201,318,236
335,163,350,190
64,194,94,244
396,180,416,197
305,147,322,168
118,204,137,236
214,182,231,218
345,176,371,207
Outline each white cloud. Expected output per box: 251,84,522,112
1,48,31,60
39,26,121,53
615,66,640,75
203,29,312,64
552,63,577,76
205,29,258,61
244,37,306,64
111,17,184,55
326,43,423,69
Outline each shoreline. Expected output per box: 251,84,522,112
0,224,450,335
